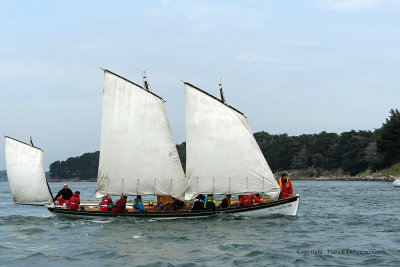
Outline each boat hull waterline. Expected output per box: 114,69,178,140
48,195,300,218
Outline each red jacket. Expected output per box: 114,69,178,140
112,198,127,212
100,197,110,211
239,195,262,207
279,178,293,199
68,193,80,210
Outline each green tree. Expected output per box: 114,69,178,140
374,109,400,169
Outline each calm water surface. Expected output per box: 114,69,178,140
0,181,399,266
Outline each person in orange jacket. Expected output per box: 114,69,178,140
68,191,80,210
99,195,111,211
112,195,127,212
278,173,293,199
239,194,263,207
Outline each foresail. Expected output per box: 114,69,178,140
184,82,281,199
96,70,186,199
5,137,52,202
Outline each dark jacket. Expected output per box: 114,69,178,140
204,196,217,211
192,200,205,210
54,188,73,200
219,197,231,209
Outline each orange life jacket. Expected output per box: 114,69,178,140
99,197,110,211
68,193,80,210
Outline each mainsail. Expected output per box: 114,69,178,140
5,136,52,202
184,82,281,199
95,70,186,199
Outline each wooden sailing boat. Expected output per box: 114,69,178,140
5,136,53,205
49,70,299,217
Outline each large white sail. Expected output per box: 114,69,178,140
184,82,281,199
5,137,52,202
96,70,186,199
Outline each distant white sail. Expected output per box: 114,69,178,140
184,82,281,199
5,137,52,202
96,70,186,199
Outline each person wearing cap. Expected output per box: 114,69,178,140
54,184,73,206
278,173,293,199
68,191,80,210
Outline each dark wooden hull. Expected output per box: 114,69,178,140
48,195,299,218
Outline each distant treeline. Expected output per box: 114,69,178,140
49,109,400,179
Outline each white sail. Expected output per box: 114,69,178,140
184,82,281,199
5,137,52,202
96,70,186,199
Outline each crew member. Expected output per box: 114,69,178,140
133,195,146,212
99,195,111,211
154,195,163,211
204,194,217,211
68,191,80,210
112,195,128,212
239,194,262,206
192,194,205,210
54,184,73,206
278,173,293,199
255,194,264,203
219,194,231,209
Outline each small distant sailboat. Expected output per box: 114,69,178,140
4,136,53,205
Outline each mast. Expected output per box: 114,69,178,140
218,76,226,103
142,70,151,92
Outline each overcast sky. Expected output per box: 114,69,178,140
1,0,399,171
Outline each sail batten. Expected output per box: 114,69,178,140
184,83,281,199
5,136,52,203
95,71,186,199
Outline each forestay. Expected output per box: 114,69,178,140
96,70,186,199
184,82,281,199
5,137,52,202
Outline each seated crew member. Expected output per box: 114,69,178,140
54,184,73,206
99,195,111,211
133,195,146,212
192,194,205,210
162,195,176,211
174,198,185,210
278,173,293,199
204,194,217,211
154,195,163,211
239,194,262,207
68,191,80,210
218,194,231,209
255,194,264,203
112,195,128,212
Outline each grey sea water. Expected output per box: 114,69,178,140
0,180,399,266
